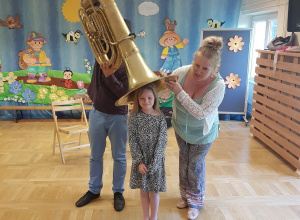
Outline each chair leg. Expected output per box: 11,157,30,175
53,129,57,155
79,132,82,146
56,133,66,164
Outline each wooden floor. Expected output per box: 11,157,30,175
0,120,299,220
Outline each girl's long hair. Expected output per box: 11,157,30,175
128,83,161,121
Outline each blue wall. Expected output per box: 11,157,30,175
0,0,242,73
203,29,251,115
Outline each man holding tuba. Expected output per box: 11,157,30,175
76,58,128,211
75,61,128,211
75,1,130,211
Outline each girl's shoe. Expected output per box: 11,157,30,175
187,208,199,220
176,200,188,209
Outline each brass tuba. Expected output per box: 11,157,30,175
79,0,169,106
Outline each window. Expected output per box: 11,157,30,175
249,14,277,79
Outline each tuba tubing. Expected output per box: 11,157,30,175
79,0,121,68
79,0,169,106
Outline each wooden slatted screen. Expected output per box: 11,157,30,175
251,50,300,175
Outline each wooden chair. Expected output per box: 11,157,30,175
51,99,89,164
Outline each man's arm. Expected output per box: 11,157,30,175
102,62,128,98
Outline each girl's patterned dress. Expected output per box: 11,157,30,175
128,111,167,193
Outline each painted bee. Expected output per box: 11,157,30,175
62,30,83,45
207,19,225,28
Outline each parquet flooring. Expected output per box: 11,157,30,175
0,120,299,220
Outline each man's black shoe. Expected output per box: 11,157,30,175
114,192,125,211
75,191,100,207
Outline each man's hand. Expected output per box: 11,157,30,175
138,163,148,175
100,62,116,78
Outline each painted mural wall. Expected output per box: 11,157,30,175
0,0,242,119
0,0,242,73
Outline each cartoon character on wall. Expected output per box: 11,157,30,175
0,14,22,29
19,31,51,83
159,18,189,75
63,68,73,89
62,30,83,45
207,19,225,28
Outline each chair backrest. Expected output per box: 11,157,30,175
51,98,88,126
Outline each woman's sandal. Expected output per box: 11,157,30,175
187,208,199,220
176,200,188,209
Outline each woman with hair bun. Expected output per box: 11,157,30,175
165,36,225,220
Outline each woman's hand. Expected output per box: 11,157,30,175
138,163,148,174
165,81,183,95
100,62,116,77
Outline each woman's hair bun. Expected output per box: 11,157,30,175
202,36,223,51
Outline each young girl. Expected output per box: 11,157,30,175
128,83,168,220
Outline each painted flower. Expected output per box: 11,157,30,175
50,85,57,93
0,87,4,94
60,95,69,101
37,92,46,99
57,89,65,96
0,72,5,86
87,71,90,74
5,72,17,84
225,73,241,89
77,81,84,89
9,81,22,94
39,87,48,94
228,35,245,53
6,72,16,83
22,88,35,102
84,58,92,73
49,93,58,101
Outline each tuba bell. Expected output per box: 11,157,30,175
79,0,170,106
